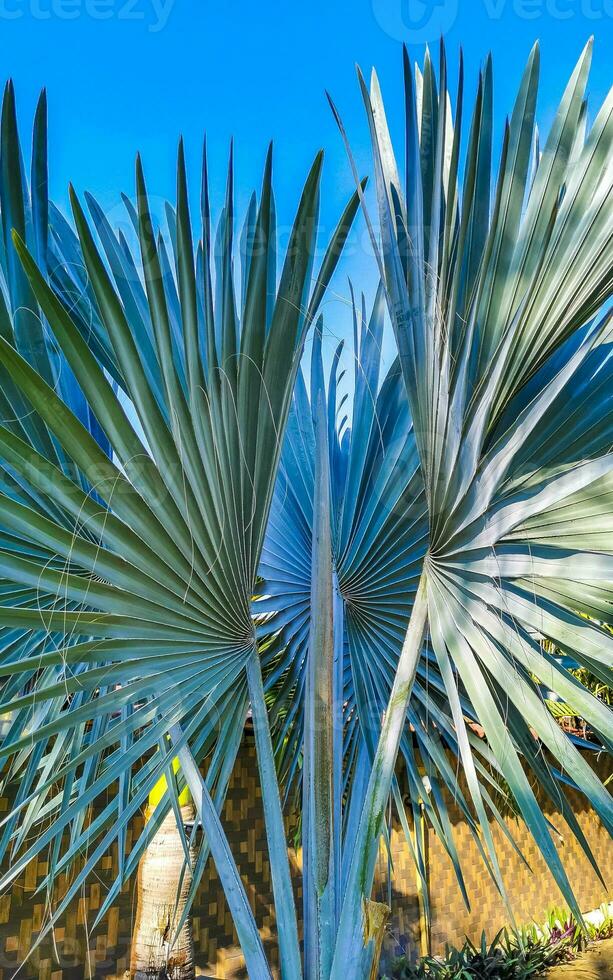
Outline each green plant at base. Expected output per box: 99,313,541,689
383,905,613,980
382,927,580,980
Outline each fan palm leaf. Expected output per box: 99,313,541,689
328,39,613,977
0,117,361,977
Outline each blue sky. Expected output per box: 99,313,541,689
3,0,612,373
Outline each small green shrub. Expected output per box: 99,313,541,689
381,923,581,979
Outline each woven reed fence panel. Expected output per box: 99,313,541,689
0,738,610,979
374,752,613,965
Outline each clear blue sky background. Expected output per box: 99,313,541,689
3,0,612,373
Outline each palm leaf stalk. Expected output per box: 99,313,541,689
327,38,613,977
0,109,362,976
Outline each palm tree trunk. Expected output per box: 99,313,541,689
130,803,195,980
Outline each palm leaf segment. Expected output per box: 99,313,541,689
0,93,361,974
259,288,426,795
328,40,613,977
0,82,117,893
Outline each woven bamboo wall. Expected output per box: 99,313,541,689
374,754,613,965
1,737,610,979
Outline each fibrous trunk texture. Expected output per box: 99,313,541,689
130,803,195,980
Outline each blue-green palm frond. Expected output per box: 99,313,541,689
342,38,613,932
0,108,361,971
